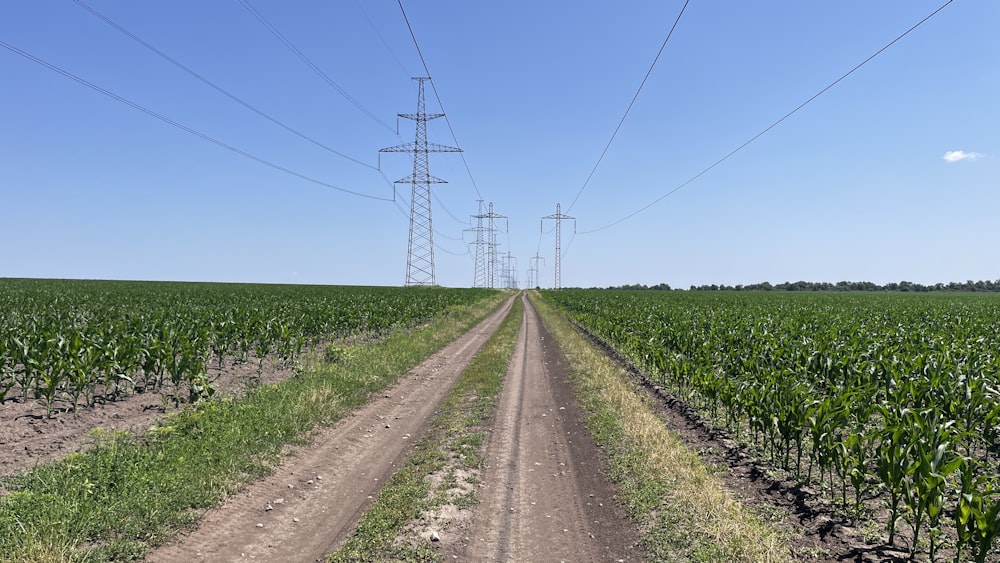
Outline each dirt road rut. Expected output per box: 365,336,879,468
456,294,642,561
149,293,641,561
147,296,514,562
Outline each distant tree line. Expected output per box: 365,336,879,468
603,283,676,291
599,280,1000,292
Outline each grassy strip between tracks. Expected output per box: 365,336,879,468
0,292,509,563
329,294,523,562
531,292,793,563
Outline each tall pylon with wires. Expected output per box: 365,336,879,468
542,203,575,289
486,203,507,288
472,202,506,288
380,77,461,286
469,200,488,288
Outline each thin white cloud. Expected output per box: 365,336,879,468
944,150,984,163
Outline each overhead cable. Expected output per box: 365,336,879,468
581,0,954,234
0,39,393,201
388,192,470,257
391,189,465,241
434,240,472,257
567,0,691,213
431,191,471,227
237,0,398,134
73,0,377,171
396,0,486,204
355,0,413,76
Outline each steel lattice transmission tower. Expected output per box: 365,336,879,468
529,253,545,289
542,203,575,289
473,202,506,288
380,77,461,286
502,252,518,289
469,200,488,288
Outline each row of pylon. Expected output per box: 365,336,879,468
381,77,573,289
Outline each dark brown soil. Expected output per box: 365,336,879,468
0,354,296,481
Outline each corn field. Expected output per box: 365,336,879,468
0,279,495,413
543,289,1000,562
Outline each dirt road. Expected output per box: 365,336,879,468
148,293,641,561
147,296,515,562
454,293,642,561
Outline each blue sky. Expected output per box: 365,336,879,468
1,1,995,288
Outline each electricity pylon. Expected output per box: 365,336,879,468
529,253,545,289
542,203,575,289
380,77,461,286
469,200,487,288
502,252,518,289
473,202,506,288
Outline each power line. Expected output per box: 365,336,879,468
0,38,392,202
354,0,413,77
567,0,691,213
431,190,469,226
535,222,556,265
388,189,472,260
237,0,398,134
396,0,486,204
581,0,954,235
73,0,377,171
432,230,465,242
562,230,578,261
434,240,472,258
390,188,465,244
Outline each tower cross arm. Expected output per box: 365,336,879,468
379,142,463,153
393,174,449,184
399,112,445,120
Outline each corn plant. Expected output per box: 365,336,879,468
541,289,1000,561
899,410,961,559
1,279,498,413
0,334,13,402
957,459,1000,563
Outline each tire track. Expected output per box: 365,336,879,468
461,294,642,561
489,295,529,560
147,296,514,563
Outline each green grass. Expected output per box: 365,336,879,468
0,292,508,563
531,291,791,562
329,294,522,562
